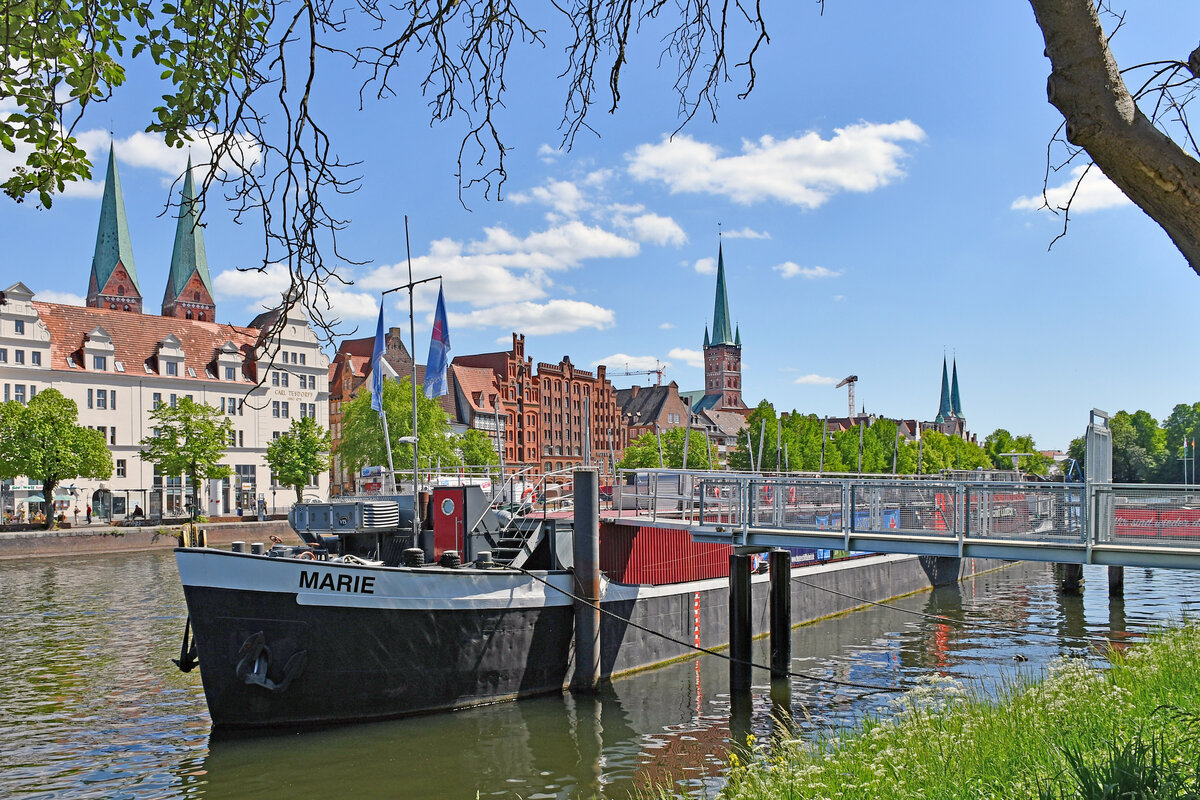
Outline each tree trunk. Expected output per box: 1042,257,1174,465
1029,0,1200,275
42,479,56,529
294,485,303,504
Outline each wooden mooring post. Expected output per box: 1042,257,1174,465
1108,565,1125,597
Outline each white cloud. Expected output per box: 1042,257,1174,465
527,179,587,217
794,373,838,385
594,353,663,371
774,262,841,279
627,121,926,207
668,347,704,368
214,263,380,321
537,143,561,163
467,221,639,268
452,299,614,335
722,227,771,240
35,289,85,306
584,169,613,186
658,322,675,330
1011,164,1132,213
692,257,716,275
628,213,687,246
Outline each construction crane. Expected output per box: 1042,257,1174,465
835,375,858,419
613,360,666,386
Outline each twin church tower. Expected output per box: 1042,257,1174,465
86,146,216,322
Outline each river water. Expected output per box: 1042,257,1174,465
2,552,1198,799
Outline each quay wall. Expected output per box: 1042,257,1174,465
0,520,304,560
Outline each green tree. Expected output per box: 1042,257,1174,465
982,429,1050,475
0,389,112,529
338,377,462,475
618,427,715,470
459,429,499,467
138,397,232,520
266,416,332,503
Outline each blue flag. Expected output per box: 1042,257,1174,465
370,302,385,412
424,286,451,399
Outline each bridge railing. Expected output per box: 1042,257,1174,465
1094,484,1200,547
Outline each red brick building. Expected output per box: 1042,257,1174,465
536,356,626,474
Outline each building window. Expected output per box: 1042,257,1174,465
272,401,280,418
165,361,178,376
14,320,24,335
31,352,41,366
225,366,236,381
14,350,24,365
299,353,306,365
96,390,107,410
281,402,289,418
272,372,279,386
239,431,244,448
0,349,6,363
230,430,237,447
87,389,93,409
280,373,289,388
14,385,25,404
169,394,177,408
110,390,116,410
93,355,107,371
291,352,298,364
110,428,116,445
152,392,162,408
116,459,126,478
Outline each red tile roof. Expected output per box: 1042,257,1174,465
451,364,501,415
34,301,260,381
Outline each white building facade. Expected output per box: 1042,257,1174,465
0,281,329,521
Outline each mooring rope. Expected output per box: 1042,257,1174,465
513,565,905,695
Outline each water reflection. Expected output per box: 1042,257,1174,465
4,554,1200,799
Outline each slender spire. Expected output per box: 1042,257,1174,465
710,242,735,345
703,325,710,348
162,157,215,317
735,324,741,346
88,144,141,304
950,359,963,419
936,357,953,423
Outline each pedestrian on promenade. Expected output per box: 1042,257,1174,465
73,507,79,526
86,504,92,524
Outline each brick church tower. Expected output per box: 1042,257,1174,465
161,157,216,321
86,145,143,313
701,243,747,413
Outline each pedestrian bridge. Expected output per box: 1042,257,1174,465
611,414,1200,571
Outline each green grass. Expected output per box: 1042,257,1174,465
650,626,1200,799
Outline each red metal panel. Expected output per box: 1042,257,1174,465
599,521,731,585
432,487,466,558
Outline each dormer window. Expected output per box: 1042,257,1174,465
93,356,107,371
166,361,178,376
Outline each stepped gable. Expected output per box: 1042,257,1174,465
34,301,258,380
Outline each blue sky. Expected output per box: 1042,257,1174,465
3,2,1199,450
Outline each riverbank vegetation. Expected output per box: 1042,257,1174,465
672,625,1200,799
1067,405,1200,484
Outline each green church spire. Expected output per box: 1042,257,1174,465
950,359,963,419
936,357,953,423
90,145,140,295
710,242,735,345
163,157,214,310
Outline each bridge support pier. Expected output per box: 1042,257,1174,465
729,553,753,698
769,549,791,680
1108,565,1124,597
1056,563,1083,595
